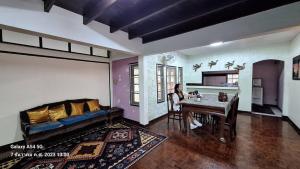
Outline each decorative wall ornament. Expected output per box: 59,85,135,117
192,63,202,72
159,54,175,65
225,61,235,69
234,63,246,71
208,60,218,68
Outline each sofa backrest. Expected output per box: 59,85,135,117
20,98,99,124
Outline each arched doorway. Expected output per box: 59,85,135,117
252,59,284,116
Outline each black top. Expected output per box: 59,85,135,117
176,91,184,101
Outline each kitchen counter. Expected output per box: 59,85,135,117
186,85,239,94
186,86,238,90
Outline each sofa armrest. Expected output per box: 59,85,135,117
100,106,111,110
21,121,30,136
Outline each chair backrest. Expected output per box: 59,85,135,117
226,103,234,124
226,96,239,124
233,97,239,122
167,93,174,112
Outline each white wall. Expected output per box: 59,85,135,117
138,55,149,125
0,44,111,146
288,33,300,128
71,43,90,55
185,42,290,113
0,0,142,55
2,30,40,47
140,52,187,122
43,37,69,51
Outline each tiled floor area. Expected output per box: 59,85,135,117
271,107,283,117
131,114,300,169
252,105,282,117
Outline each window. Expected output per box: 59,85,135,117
156,64,165,103
166,66,177,94
227,74,239,84
178,67,183,84
130,63,139,106
202,70,239,86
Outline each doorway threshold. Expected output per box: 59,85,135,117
252,110,282,117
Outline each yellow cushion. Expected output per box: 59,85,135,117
27,106,49,124
70,102,84,116
87,100,100,112
49,105,68,121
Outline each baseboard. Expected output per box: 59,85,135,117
238,110,252,115
121,118,147,128
148,114,168,126
122,114,168,128
264,104,277,107
282,116,300,135
282,116,289,121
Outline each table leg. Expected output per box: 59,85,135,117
182,109,188,132
219,116,226,143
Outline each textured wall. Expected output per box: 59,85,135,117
288,33,300,128
112,57,139,122
143,52,187,121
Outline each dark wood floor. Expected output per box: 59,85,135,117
130,114,300,169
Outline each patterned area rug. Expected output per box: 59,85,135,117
1,122,166,169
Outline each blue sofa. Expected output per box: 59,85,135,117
20,99,110,143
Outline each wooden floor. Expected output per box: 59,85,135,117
130,114,300,169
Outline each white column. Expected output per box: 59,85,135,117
138,55,149,125
109,59,114,107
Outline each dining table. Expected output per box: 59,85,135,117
179,93,234,143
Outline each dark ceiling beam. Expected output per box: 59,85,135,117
129,0,248,40
83,0,118,25
142,5,244,43
44,0,56,12
110,0,187,33
141,0,299,43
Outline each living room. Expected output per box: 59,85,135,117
0,0,300,169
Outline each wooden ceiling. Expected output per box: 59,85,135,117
43,0,299,43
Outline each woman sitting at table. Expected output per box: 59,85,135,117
173,84,202,129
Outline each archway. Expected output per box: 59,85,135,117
252,59,284,116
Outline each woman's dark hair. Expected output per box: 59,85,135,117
174,84,180,94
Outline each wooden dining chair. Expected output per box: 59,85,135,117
167,93,182,129
232,97,239,136
210,96,239,141
224,96,239,140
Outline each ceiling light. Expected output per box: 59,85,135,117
209,41,224,47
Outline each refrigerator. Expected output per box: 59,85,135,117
252,78,263,106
